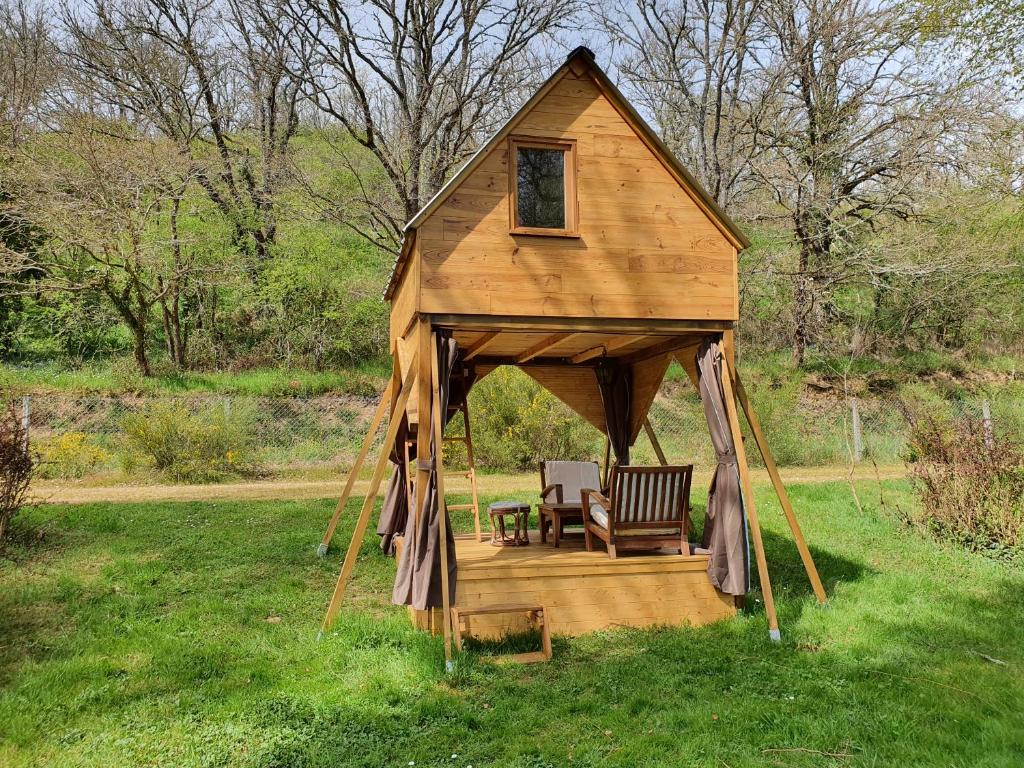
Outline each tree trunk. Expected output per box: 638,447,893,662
132,323,151,376
792,240,812,366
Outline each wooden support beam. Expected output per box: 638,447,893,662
570,335,646,364
719,351,781,641
430,334,455,668
601,434,611,488
515,332,580,363
415,321,433,527
734,372,827,604
428,314,733,335
320,354,418,637
317,377,395,556
643,417,667,465
620,336,701,366
462,330,501,360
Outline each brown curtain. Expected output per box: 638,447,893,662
376,415,409,556
596,360,632,466
378,358,475,556
696,337,750,595
392,334,460,610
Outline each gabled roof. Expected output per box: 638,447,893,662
383,46,750,300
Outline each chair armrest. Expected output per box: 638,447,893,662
540,483,563,503
580,488,609,523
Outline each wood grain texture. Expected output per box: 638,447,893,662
414,70,738,322
401,531,734,639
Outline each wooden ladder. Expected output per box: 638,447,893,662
440,399,483,542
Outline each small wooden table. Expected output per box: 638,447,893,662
488,501,530,547
538,503,585,548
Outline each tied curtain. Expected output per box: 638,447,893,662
596,360,632,467
377,342,475,558
376,415,409,557
391,334,473,610
696,338,750,595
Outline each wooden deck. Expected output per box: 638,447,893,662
404,532,736,639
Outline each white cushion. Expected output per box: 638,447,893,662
544,461,601,504
589,502,609,529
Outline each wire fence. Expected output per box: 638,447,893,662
16,383,1023,488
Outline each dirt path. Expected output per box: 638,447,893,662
33,464,906,505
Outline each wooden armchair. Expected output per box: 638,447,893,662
582,465,693,559
539,460,601,547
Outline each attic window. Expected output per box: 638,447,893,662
509,137,578,236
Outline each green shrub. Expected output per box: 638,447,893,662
903,404,1024,558
465,367,600,472
0,404,36,540
121,402,259,483
38,432,109,479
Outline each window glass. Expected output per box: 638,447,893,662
516,147,566,229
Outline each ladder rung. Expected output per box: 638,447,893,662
442,436,468,443
447,504,476,511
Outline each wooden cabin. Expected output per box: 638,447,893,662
318,47,824,663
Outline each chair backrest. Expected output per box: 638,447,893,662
609,465,693,526
541,460,601,504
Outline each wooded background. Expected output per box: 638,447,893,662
1,0,1022,379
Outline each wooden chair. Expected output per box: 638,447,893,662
539,460,601,547
582,465,693,559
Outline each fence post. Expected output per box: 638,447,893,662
21,395,30,451
223,396,232,420
851,397,863,463
982,399,994,449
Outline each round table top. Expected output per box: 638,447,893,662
488,500,530,512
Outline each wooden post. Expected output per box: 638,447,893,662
734,373,827,604
643,417,667,465
319,356,418,637
601,433,611,488
982,399,994,449
414,321,433,529
851,397,863,463
462,400,483,542
430,334,455,669
20,396,30,451
317,378,395,556
719,353,781,641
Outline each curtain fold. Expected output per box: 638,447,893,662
392,334,461,610
376,414,409,556
595,360,632,467
696,338,750,595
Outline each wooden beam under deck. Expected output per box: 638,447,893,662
428,314,733,336
515,332,581,363
462,330,501,360
570,335,647,363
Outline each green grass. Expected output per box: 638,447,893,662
2,481,1023,767
0,360,388,397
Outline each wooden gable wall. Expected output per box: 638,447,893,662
411,68,739,324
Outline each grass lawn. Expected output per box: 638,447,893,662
1,480,1022,767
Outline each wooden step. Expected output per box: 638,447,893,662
447,503,476,511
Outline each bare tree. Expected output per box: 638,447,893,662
284,0,579,253
1,115,214,374
600,0,777,213
60,0,305,269
758,0,969,363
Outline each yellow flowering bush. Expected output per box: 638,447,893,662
38,432,109,479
